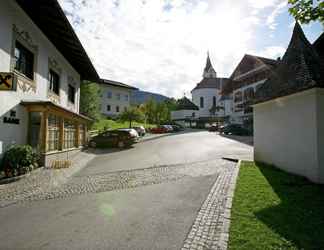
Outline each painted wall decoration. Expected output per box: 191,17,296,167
0,72,15,90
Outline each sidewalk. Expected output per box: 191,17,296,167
0,150,96,208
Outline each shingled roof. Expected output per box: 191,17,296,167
100,79,138,90
255,22,324,104
176,97,199,111
191,78,229,92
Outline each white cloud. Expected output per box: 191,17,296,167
58,0,289,98
257,46,286,59
266,1,287,30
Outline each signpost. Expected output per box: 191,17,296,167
0,72,15,91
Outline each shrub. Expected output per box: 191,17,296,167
1,145,38,177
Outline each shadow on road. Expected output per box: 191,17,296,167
219,133,254,146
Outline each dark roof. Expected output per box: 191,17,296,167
221,55,278,95
313,32,324,65
100,79,138,90
16,0,99,81
255,23,324,104
20,100,92,121
176,97,199,111
192,78,229,92
204,53,214,73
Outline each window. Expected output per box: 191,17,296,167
116,93,121,100
79,124,85,147
234,91,243,103
116,106,120,113
124,107,127,112
200,97,204,108
107,105,111,111
14,41,34,79
49,70,60,95
192,112,195,117
63,120,76,149
68,85,75,103
125,94,129,101
213,96,216,107
47,114,60,151
107,91,112,98
243,87,255,101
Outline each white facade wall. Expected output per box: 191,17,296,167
100,85,132,117
254,88,324,183
171,110,197,121
192,88,222,118
0,1,81,156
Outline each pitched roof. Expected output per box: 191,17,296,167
16,0,99,81
191,77,229,92
176,97,199,111
100,79,138,90
255,22,324,104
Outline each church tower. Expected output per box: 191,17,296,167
203,52,217,78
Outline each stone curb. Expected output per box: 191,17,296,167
217,160,241,250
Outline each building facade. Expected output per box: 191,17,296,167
0,1,99,166
222,55,278,130
191,54,229,127
171,97,199,127
99,79,137,118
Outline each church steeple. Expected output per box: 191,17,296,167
203,52,217,78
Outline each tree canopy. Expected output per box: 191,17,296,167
288,0,324,25
119,106,144,128
80,81,101,121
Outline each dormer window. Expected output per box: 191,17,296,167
49,70,60,95
14,41,34,80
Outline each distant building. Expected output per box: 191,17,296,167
254,23,324,183
99,79,137,118
0,1,99,166
191,54,230,127
171,96,199,127
221,55,278,130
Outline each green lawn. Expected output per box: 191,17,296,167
229,161,324,250
92,119,156,132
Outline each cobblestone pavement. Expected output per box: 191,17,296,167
0,150,95,208
182,161,239,250
1,159,234,205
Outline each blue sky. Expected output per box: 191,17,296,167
58,0,323,98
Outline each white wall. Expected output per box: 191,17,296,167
254,88,324,183
100,85,132,117
192,88,222,118
0,1,81,156
171,110,196,121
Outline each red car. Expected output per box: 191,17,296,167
150,126,168,134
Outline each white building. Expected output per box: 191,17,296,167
171,97,199,127
0,1,99,166
99,79,137,118
254,23,324,183
191,54,230,127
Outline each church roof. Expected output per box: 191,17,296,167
176,97,199,111
255,22,324,104
204,53,214,72
191,77,229,92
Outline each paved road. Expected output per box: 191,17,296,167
79,130,252,176
0,131,252,250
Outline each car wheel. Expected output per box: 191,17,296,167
90,141,96,148
118,141,125,148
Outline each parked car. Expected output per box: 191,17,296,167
162,125,174,132
208,125,218,132
89,130,137,148
171,125,183,132
220,124,250,136
132,126,146,136
118,128,139,139
150,126,168,134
